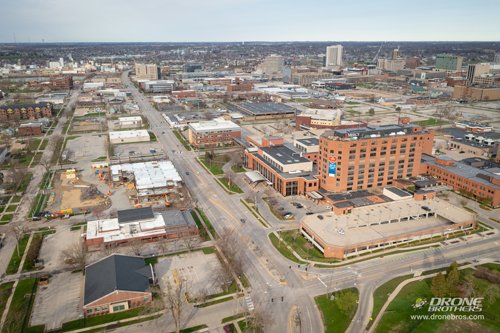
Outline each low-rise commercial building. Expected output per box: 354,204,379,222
143,80,175,93
109,130,150,144
118,116,143,129
187,118,241,148
442,127,499,159
233,102,296,121
420,155,500,207
300,197,475,259
83,254,153,317
453,85,500,101
245,143,319,196
85,207,198,248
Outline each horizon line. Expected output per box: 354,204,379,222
1,40,500,45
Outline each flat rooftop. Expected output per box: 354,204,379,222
442,128,499,148
296,138,319,146
237,102,297,115
302,198,475,247
189,118,240,132
109,129,149,140
322,124,423,141
422,155,500,189
110,160,182,190
261,145,310,165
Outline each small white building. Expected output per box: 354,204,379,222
109,130,150,144
118,116,143,129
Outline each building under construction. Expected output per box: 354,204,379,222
110,160,184,205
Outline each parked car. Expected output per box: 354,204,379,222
317,215,324,220
305,212,314,215
240,218,246,224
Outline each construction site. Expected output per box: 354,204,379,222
45,169,111,214
109,160,191,209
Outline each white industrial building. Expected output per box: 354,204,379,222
109,130,150,144
83,82,105,91
118,116,143,129
110,160,183,201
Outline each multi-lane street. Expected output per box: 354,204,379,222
121,70,500,333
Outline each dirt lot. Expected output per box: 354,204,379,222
46,171,110,212
71,118,106,132
66,135,107,162
155,251,226,299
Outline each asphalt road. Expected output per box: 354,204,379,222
110,72,500,332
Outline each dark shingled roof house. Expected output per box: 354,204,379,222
83,254,154,317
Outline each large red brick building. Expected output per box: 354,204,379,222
0,103,53,122
318,124,433,192
187,118,241,148
420,155,500,207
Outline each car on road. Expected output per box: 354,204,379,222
305,212,314,215
282,212,293,219
240,218,246,223
185,171,190,175
317,215,324,220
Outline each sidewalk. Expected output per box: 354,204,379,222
367,262,479,333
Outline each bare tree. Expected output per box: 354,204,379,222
62,241,87,270
155,240,170,255
129,239,144,256
11,225,27,257
182,236,198,252
217,228,244,277
212,261,233,293
164,278,186,333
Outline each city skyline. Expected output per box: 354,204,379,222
1,0,500,43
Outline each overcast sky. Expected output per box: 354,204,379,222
1,0,499,43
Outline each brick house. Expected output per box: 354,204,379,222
83,254,154,317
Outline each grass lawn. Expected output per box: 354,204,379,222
0,214,13,223
6,234,30,274
198,157,224,175
29,193,48,217
3,278,38,333
195,208,218,239
196,295,234,308
17,173,33,193
218,177,243,193
231,165,246,173
268,233,306,264
279,230,339,263
10,195,22,203
479,262,500,272
369,274,413,328
222,313,247,324
4,205,17,212
149,131,157,142
178,325,208,333
40,171,54,189
375,268,500,333
22,233,44,272
91,156,107,162
190,210,210,241
173,130,192,151
315,288,359,333
61,307,144,331
413,118,449,127
0,282,14,321
237,319,263,333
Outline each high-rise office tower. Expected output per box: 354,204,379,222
135,63,160,80
326,45,343,68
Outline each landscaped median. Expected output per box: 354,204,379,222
268,232,306,264
173,129,192,151
240,199,269,228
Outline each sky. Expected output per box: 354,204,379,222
1,0,499,43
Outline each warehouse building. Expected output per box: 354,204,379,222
118,116,143,129
300,197,476,259
85,207,198,248
233,102,297,121
109,130,150,144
